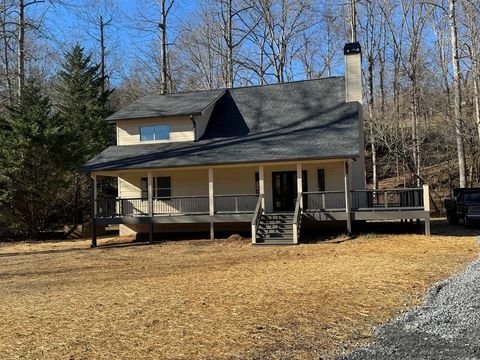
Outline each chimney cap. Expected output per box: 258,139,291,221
344,42,361,55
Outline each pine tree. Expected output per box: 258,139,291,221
56,44,115,229
0,78,73,240
56,44,114,164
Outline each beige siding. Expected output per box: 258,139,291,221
350,106,366,190
213,167,257,195
116,117,194,145
118,169,209,215
345,53,362,103
115,160,359,215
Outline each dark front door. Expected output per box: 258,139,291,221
272,171,309,212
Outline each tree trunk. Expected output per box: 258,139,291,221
17,0,25,97
449,0,467,187
226,0,233,87
160,0,168,95
100,15,106,93
1,18,13,102
350,0,357,42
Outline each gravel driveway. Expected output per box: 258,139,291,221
341,237,480,360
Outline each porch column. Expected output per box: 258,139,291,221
208,167,215,240
296,163,303,207
148,172,153,216
91,173,97,248
344,160,352,234
147,172,153,243
423,184,431,236
259,165,265,209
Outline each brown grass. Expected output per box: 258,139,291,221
0,232,477,359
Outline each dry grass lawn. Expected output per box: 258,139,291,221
0,232,477,359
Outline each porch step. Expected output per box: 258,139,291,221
255,238,295,245
255,213,296,245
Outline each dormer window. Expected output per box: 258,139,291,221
140,125,170,141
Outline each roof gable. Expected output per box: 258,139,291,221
106,88,225,122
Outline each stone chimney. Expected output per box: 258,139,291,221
344,42,362,103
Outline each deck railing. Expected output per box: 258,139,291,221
303,191,346,212
96,194,260,217
302,188,424,213
214,194,258,213
293,193,303,244
251,194,264,244
154,195,209,215
96,198,148,217
350,188,424,210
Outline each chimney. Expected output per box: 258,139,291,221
344,42,362,103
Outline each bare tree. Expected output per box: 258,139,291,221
159,0,175,94
449,0,467,187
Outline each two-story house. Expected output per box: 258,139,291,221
81,43,430,246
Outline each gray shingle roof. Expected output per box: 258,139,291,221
82,77,362,172
106,89,225,122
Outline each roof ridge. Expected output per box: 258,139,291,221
144,76,344,97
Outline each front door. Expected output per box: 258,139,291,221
272,171,308,211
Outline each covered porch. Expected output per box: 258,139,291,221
89,159,431,246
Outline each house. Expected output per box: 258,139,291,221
81,43,431,246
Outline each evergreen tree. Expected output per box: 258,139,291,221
0,78,73,240
56,44,114,164
56,44,115,229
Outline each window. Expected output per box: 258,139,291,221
141,177,148,200
140,176,172,199
140,125,170,141
317,169,325,191
156,177,171,198
255,172,259,194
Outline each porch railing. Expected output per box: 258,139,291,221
96,194,260,217
154,195,209,215
350,188,424,210
214,194,258,213
303,191,346,212
96,198,148,217
293,193,303,244
251,194,264,244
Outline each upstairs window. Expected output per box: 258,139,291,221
140,125,170,141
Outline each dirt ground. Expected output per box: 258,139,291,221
0,223,477,359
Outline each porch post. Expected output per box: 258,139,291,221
147,172,153,242
423,184,431,236
209,167,215,240
296,163,303,207
344,160,352,235
91,174,97,248
147,172,153,216
259,165,265,209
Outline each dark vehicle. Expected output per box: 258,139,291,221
444,188,480,226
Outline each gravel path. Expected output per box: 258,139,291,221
341,237,480,360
